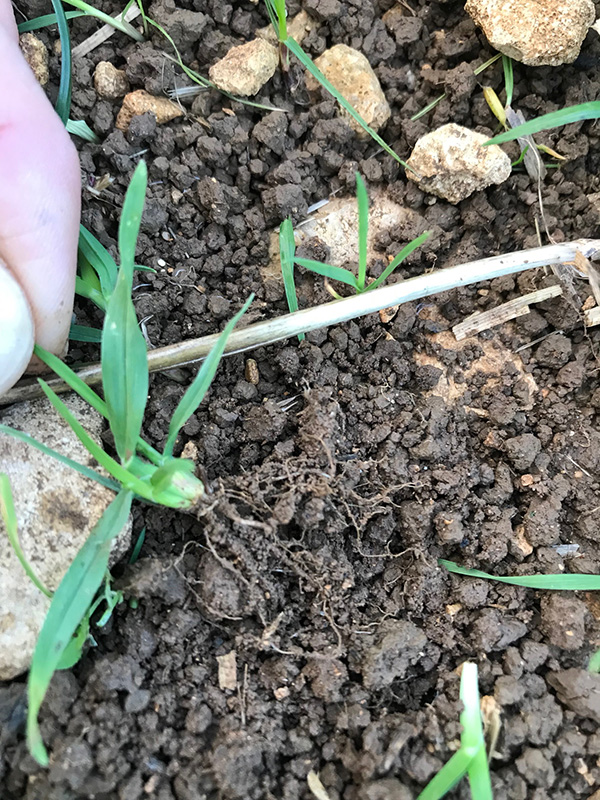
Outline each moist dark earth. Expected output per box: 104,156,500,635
4,0,600,797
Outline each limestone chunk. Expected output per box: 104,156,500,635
209,39,279,97
306,44,391,136
465,0,595,66
116,89,183,132
406,123,511,204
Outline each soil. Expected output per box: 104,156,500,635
4,1,600,798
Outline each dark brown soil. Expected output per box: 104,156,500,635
4,0,600,797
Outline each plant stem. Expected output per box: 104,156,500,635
2,239,598,406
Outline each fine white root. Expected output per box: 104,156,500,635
2,238,599,406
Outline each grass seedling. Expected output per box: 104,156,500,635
263,0,410,169
278,218,304,341
502,55,514,108
417,662,492,800
487,100,600,145
441,559,600,590
0,161,252,763
291,173,430,296
0,474,51,599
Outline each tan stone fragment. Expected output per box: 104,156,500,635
116,89,183,132
306,44,391,136
94,61,130,100
19,33,49,85
0,396,132,680
407,123,511,204
465,0,595,66
209,39,279,97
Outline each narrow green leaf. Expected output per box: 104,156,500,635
0,474,51,597
294,257,359,290
118,161,147,273
27,489,133,765
285,38,409,169
411,94,445,122
17,10,84,32
163,296,253,457
356,173,369,292
368,231,431,292
129,527,146,564
502,55,514,108
66,119,99,142
460,663,492,800
102,162,149,464
279,218,304,341
56,615,89,669
79,225,119,298
34,345,164,468
487,101,600,145
416,750,475,800
0,423,118,492
37,380,152,498
70,324,103,343
50,0,72,124
589,649,600,673
75,276,106,311
440,559,600,590
61,0,144,40
149,458,196,495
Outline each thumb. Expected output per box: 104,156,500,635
0,261,34,395
0,23,80,375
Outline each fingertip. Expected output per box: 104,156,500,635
0,261,34,395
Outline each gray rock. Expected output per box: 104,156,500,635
0,396,131,680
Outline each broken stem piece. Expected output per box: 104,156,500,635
2,239,598,406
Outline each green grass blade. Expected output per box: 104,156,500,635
279,218,304,341
411,94,445,122
368,231,431,291
0,423,118,492
61,0,144,40
589,649,600,673
0,474,51,598
34,345,164,468
502,55,513,107
69,324,103,343
356,173,369,292
416,750,474,800
55,615,89,669
50,0,72,124
440,559,600,590
118,162,146,271
66,119,99,142
37,380,152,498
149,458,195,494
163,296,253,457
34,345,108,418
79,224,119,298
285,38,408,169
263,0,287,40
460,663,492,800
487,101,600,145
27,488,133,765
75,276,107,311
102,162,149,465
294,257,359,290
17,10,84,32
